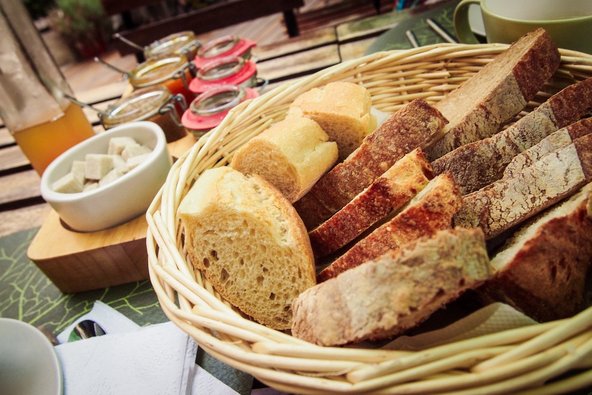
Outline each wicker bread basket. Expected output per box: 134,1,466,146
147,43,592,394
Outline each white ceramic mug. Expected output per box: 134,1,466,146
454,0,592,53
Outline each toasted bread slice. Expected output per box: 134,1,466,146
294,99,447,229
426,28,560,159
318,172,461,281
484,183,592,322
432,78,592,194
292,228,492,346
309,148,432,258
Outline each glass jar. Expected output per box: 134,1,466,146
144,31,201,60
189,56,258,96
128,54,196,104
194,35,256,68
0,0,94,175
182,85,258,139
100,87,187,143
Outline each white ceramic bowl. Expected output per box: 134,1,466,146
41,121,171,232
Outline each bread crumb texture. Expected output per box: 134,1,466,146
178,167,315,330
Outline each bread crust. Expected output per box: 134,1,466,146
295,99,447,229
427,29,560,160
485,183,592,322
432,78,592,195
318,172,461,281
309,149,432,258
454,139,591,239
292,228,492,346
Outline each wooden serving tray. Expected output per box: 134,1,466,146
27,133,195,293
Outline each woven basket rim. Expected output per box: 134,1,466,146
146,43,592,394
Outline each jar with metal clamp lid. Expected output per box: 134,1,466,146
129,54,196,104
194,35,256,68
189,56,258,96
100,87,187,143
144,31,201,60
182,85,258,139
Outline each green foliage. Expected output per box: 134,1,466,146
50,0,109,40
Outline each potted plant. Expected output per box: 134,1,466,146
49,0,111,58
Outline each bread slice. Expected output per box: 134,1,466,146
454,134,592,239
484,182,592,322
294,99,447,229
178,167,316,330
292,228,492,346
426,28,560,160
432,77,592,194
318,172,461,282
289,81,375,160
503,117,592,179
309,148,432,258
230,116,338,203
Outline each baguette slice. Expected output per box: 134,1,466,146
454,134,592,239
230,116,338,202
289,81,375,160
292,228,492,346
295,99,447,229
503,117,592,178
318,172,461,282
178,167,316,330
432,77,592,194
485,182,592,322
426,28,560,160
309,148,432,258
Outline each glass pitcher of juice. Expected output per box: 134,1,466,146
0,1,95,175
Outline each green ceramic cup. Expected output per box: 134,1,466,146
454,0,592,53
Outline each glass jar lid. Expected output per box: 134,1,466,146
190,85,245,116
197,56,245,81
145,31,201,59
101,86,171,128
197,35,239,59
129,54,188,88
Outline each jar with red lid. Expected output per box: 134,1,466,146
129,54,196,104
182,85,258,138
100,86,187,142
144,31,201,60
189,56,258,96
194,35,256,69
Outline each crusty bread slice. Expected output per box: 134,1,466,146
309,148,432,258
426,28,560,160
292,228,492,346
432,77,592,194
484,183,592,322
294,99,447,229
178,167,316,330
454,134,592,239
289,81,375,160
230,116,338,203
503,118,592,179
318,172,461,281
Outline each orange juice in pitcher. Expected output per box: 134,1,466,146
12,104,95,175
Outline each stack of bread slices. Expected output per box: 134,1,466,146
179,28,592,346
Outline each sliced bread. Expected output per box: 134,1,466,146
431,77,592,194
318,172,461,282
230,116,338,203
294,99,447,229
309,148,432,258
292,228,492,346
503,117,592,179
426,28,560,160
485,182,592,322
178,166,316,330
289,81,375,160
454,134,592,239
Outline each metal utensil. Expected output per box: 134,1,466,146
71,320,107,341
426,18,458,43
